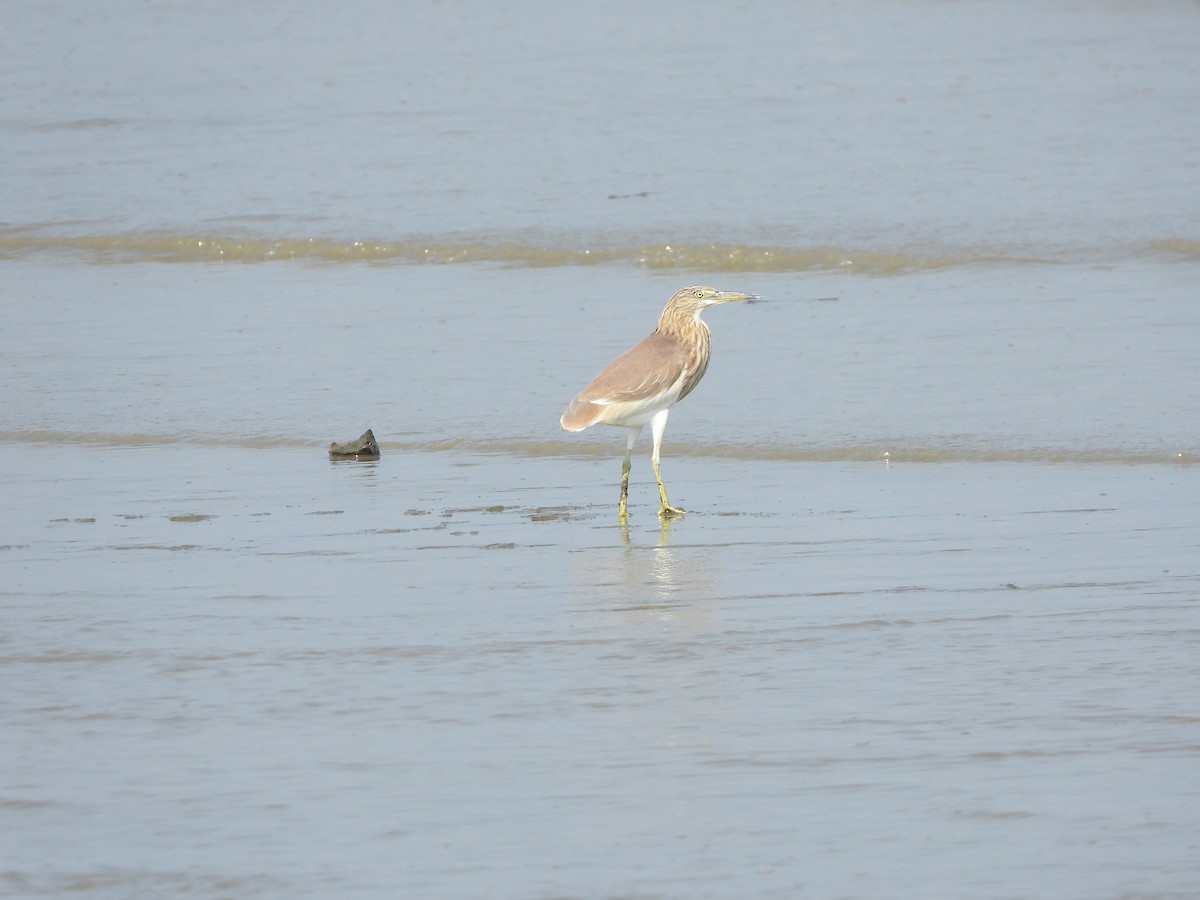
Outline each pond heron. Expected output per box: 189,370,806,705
560,285,757,519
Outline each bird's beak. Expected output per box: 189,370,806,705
714,290,759,304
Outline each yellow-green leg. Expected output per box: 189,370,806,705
618,448,632,520
649,408,684,518
618,425,642,520
652,456,685,518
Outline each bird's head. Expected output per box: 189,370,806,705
663,286,759,320
657,285,758,337
677,286,759,308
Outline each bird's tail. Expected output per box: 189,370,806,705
559,397,597,432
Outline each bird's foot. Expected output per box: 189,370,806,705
658,504,686,519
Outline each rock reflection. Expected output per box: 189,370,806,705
329,457,381,485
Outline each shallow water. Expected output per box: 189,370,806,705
3,258,1197,462
2,1,1199,897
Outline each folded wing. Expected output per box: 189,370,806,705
560,332,688,431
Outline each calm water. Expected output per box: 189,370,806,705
2,1,1199,898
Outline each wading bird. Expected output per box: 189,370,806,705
560,285,757,519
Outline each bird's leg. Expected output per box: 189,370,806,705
652,457,684,518
649,409,684,518
618,448,632,520
618,426,642,520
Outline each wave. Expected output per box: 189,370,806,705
2,231,1198,274
1,429,1192,466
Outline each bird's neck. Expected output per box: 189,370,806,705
657,307,712,401
657,306,710,342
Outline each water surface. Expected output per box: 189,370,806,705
2,1,1198,898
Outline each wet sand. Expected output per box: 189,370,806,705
2,441,1196,898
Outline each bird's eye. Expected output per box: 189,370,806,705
694,289,704,297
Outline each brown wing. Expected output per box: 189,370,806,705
560,331,687,431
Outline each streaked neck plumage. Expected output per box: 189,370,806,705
656,301,712,403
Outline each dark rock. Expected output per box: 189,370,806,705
329,429,380,460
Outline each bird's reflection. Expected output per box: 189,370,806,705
625,516,683,599
574,515,720,619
